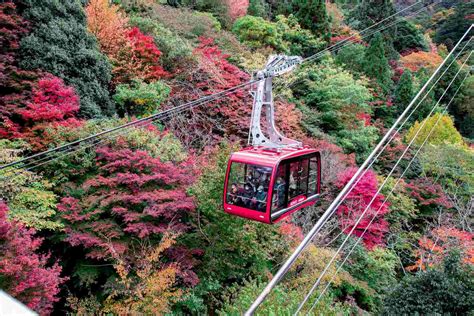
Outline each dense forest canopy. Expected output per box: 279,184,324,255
0,0,473,314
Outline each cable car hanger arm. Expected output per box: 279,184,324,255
248,55,302,149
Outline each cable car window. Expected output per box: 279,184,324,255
272,162,288,211
226,162,272,212
289,159,309,201
308,156,318,195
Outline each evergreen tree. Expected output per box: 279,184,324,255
434,55,470,132
363,33,393,94
349,0,400,59
349,0,395,31
248,0,270,18
393,70,414,114
19,0,114,118
382,252,474,315
291,0,331,41
393,20,428,53
434,1,474,50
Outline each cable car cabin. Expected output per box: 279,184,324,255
223,146,321,224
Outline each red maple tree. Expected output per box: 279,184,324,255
335,167,390,249
0,2,41,139
407,226,473,271
406,178,453,210
0,202,65,314
57,144,201,285
127,27,168,81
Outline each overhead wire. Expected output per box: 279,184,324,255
0,0,435,177
306,64,472,316
298,50,472,315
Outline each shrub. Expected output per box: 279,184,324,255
113,79,170,116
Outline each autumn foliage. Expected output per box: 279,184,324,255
335,168,390,249
103,234,183,314
400,51,443,72
0,2,40,139
85,0,167,84
405,178,453,210
407,226,474,271
16,75,83,150
58,144,200,285
0,202,64,314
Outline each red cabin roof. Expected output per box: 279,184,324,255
230,146,318,167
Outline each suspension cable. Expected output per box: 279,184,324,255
245,24,473,315
298,51,472,315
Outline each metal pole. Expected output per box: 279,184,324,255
245,24,473,315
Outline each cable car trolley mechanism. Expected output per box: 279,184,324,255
223,55,321,224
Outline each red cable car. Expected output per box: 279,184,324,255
223,55,322,224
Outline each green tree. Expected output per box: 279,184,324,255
232,15,283,51
291,0,331,41
128,16,194,72
248,0,270,18
382,252,474,315
434,1,474,50
113,79,170,117
393,70,414,120
453,75,474,138
363,33,393,94
349,0,395,31
405,113,464,146
420,144,474,215
292,58,377,159
19,0,114,118
348,0,399,58
392,20,428,53
335,43,366,75
0,140,62,230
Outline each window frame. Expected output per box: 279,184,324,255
225,161,273,213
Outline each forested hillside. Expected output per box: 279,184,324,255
0,0,473,314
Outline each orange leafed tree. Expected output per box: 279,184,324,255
400,51,443,72
85,0,167,84
102,234,183,314
407,226,474,271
